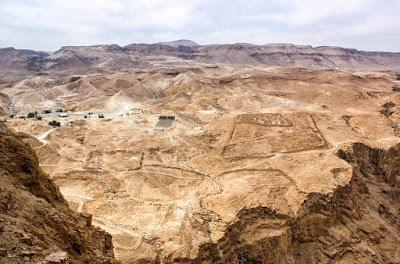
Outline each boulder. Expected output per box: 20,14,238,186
45,251,68,263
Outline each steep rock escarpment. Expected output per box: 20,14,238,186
168,143,400,264
0,128,118,263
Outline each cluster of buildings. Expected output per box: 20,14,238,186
10,109,67,120
5,105,178,131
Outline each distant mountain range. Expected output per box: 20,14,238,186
157,39,200,47
1,40,400,82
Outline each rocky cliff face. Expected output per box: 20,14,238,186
0,128,118,263
166,143,400,264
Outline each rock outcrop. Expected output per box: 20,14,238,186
167,143,400,263
0,128,118,263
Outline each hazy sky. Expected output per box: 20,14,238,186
0,0,399,51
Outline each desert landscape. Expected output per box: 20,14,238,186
0,41,400,263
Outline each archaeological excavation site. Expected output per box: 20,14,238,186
0,40,399,264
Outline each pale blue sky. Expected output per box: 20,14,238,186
0,0,399,52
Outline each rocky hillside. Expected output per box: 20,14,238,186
0,127,118,263
172,142,400,263
1,42,400,81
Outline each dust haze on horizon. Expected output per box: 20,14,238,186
0,0,399,52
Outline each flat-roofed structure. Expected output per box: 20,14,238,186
155,116,175,131
58,113,69,118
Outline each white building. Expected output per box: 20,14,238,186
58,113,69,118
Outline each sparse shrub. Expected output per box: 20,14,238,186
36,116,43,121
27,112,36,118
48,120,61,127
42,110,52,114
56,109,64,113
382,101,396,109
380,101,396,117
